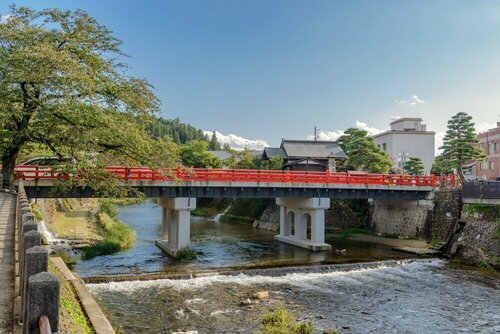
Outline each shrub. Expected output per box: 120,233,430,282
81,211,135,259
256,306,313,334
176,247,197,262
98,200,119,218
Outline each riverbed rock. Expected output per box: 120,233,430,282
252,291,269,300
454,244,489,266
240,298,252,306
171,331,198,334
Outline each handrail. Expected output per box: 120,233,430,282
10,165,457,188
39,315,52,334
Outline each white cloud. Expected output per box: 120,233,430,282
203,130,269,151
475,122,497,134
395,95,425,106
0,15,11,24
306,120,383,141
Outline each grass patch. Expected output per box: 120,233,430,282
255,305,313,334
326,227,371,240
175,247,197,262
463,203,500,221
101,197,146,206
80,211,135,259
49,261,94,334
31,203,44,221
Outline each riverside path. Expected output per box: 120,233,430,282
0,191,15,333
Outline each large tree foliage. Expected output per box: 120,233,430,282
404,156,424,175
180,140,222,168
439,112,485,176
431,154,454,175
208,131,222,150
338,128,392,173
0,6,178,189
148,117,209,144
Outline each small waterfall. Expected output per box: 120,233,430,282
38,220,68,245
213,213,224,223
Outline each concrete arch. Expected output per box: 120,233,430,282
302,213,312,240
285,210,295,236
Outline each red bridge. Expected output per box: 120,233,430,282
14,165,456,199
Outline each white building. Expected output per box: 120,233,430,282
373,118,435,173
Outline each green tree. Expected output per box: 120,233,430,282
0,6,178,189
180,140,222,168
208,131,222,150
338,128,392,173
225,149,257,169
222,143,231,151
404,156,424,175
432,154,454,175
148,117,208,144
439,112,485,177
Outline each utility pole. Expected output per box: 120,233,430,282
314,126,319,141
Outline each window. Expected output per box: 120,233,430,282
490,161,495,170
488,142,494,155
480,162,488,170
382,143,386,151
495,142,498,153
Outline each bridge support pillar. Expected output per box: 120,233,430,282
275,198,331,251
155,198,196,257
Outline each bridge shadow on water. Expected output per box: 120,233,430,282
74,201,411,278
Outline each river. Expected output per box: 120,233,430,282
74,202,500,333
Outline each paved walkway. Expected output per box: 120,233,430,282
0,192,15,334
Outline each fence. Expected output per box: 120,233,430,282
13,166,457,188
462,181,500,200
16,182,60,334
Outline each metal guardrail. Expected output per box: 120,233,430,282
462,181,500,199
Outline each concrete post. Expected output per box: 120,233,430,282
155,198,196,257
25,272,60,334
310,209,325,244
20,231,42,297
295,213,307,240
18,206,32,239
22,246,49,322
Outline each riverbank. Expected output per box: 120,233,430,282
36,199,136,259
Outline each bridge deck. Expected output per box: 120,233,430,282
14,166,456,199
0,192,15,332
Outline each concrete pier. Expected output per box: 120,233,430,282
155,197,196,257
275,197,331,251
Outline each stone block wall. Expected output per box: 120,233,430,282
423,190,461,241
371,200,432,238
449,203,500,269
325,200,365,230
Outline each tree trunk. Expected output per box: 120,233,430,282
1,146,20,190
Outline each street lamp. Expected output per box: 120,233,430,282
398,152,409,173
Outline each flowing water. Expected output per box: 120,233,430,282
74,202,500,333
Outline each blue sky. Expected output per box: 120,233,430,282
2,0,499,148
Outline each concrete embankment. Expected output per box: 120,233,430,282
50,257,114,334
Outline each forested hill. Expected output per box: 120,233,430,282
148,117,209,144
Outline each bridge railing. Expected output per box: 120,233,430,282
12,166,457,188
462,180,500,199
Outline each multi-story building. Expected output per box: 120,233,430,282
475,122,500,180
373,118,435,173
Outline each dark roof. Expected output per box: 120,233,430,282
283,157,325,167
263,147,286,160
280,140,347,159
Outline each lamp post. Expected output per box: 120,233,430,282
398,152,409,173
